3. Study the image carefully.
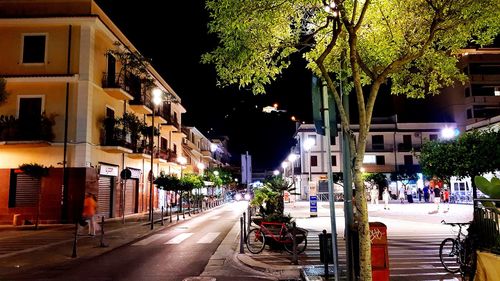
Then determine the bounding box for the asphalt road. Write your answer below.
[26,202,249,281]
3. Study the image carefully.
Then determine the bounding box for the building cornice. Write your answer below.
[3,74,79,83]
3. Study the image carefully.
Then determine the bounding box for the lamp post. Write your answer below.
[149,88,162,230]
[281,161,288,178]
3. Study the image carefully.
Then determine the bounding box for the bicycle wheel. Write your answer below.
[439,238,461,273]
[283,231,308,254]
[246,228,266,254]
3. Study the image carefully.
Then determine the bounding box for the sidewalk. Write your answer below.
[235,200,473,280]
[0,205,220,278]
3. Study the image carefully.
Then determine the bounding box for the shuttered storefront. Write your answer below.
[98,176,112,218]
[15,174,40,207]
[124,179,136,215]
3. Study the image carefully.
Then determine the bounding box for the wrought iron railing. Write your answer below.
[0,114,55,142]
[473,198,500,254]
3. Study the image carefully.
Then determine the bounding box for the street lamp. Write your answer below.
[273,170,280,176]
[149,88,162,230]
[177,156,187,219]
[441,127,459,140]
[281,161,288,176]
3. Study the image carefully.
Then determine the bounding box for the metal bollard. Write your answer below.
[323,229,329,276]
[99,216,108,248]
[161,206,164,226]
[243,212,247,241]
[169,205,172,223]
[292,221,298,265]
[240,216,244,254]
[177,204,180,222]
[247,206,251,233]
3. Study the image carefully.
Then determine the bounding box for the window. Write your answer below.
[464,87,470,98]
[403,135,412,145]
[173,144,177,153]
[22,35,46,63]
[9,170,41,208]
[18,97,42,120]
[310,155,318,167]
[404,155,413,166]
[331,155,337,166]
[429,134,438,141]
[106,107,115,118]
[372,135,384,150]
[466,108,472,119]
[376,155,385,165]
[160,137,168,151]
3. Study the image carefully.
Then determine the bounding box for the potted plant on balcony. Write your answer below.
[0,78,9,106]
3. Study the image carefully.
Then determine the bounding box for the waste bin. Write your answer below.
[351,222,389,281]
[318,232,333,263]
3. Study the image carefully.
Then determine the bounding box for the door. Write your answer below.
[107,55,116,86]
[124,179,136,215]
[98,176,113,218]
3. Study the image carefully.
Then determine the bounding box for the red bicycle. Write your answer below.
[246,221,308,254]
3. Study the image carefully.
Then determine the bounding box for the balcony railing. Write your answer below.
[366,144,394,152]
[397,143,421,152]
[0,114,55,142]
[102,118,149,154]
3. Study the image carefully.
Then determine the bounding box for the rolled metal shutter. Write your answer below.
[98,176,112,218]
[15,174,40,207]
[124,180,135,215]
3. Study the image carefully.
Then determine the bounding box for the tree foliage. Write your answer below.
[19,163,49,179]
[154,173,180,191]
[203,1,500,279]
[180,173,204,191]
[419,130,500,181]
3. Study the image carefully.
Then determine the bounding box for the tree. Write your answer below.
[202,1,500,278]
[419,130,500,202]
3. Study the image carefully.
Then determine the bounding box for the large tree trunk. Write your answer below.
[354,169,372,280]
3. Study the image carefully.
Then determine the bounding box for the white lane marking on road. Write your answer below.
[165,233,193,244]
[197,232,220,244]
[132,234,168,246]
[209,216,220,220]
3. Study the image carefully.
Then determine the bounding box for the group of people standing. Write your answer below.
[369,180,451,212]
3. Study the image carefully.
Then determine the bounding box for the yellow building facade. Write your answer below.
[0,0,186,224]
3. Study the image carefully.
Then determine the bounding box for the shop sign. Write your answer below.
[99,164,119,176]
[127,167,141,179]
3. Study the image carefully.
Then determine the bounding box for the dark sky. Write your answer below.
[95,0,312,171]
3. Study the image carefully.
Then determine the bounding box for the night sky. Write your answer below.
[96,0,312,171]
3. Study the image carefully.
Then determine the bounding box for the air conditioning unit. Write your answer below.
[414,132,421,138]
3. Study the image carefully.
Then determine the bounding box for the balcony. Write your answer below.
[0,114,55,147]
[366,144,394,152]
[100,117,152,154]
[101,73,134,101]
[155,149,177,164]
[397,143,421,152]
[470,74,500,82]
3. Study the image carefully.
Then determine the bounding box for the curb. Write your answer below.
[236,253,302,279]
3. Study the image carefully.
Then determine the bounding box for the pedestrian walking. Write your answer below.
[443,187,450,211]
[82,193,97,236]
[433,185,441,212]
[417,188,423,202]
[370,183,379,205]
[423,184,430,203]
[383,187,390,210]
[398,186,405,203]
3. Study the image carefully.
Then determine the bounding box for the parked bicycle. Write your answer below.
[439,220,476,280]
[246,221,308,254]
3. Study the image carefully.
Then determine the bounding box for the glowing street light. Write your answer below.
[441,127,459,140]
[149,87,163,230]
[273,170,280,176]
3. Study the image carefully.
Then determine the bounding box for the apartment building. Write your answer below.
[0,0,186,224]
[291,119,457,200]
[181,126,224,174]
